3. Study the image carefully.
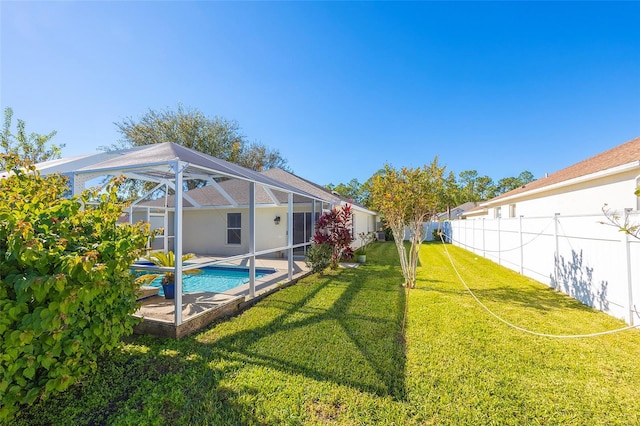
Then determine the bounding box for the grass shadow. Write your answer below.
[196,258,408,400]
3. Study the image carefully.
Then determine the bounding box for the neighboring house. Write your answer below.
[436,202,478,220]
[450,136,640,324]
[462,136,640,219]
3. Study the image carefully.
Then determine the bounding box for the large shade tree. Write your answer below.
[106,104,290,198]
[112,104,288,172]
[1,107,63,169]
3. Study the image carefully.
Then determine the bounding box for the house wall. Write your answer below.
[483,170,640,219]
[137,203,377,256]
[179,207,290,256]
[351,208,377,248]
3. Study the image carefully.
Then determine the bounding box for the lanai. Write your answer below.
[37,143,326,333]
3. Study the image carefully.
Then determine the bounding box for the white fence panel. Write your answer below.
[447,212,640,325]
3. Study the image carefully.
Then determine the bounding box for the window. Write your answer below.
[495,207,502,219]
[227,213,241,245]
[509,204,516,218]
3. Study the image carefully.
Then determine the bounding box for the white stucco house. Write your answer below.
[132,166,377,256]
[452,136,640,324]
[462,136,640,219]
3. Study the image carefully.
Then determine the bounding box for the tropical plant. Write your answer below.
[135,251,203,286]
[310,205,354,269]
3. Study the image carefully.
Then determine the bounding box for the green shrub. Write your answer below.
[305,243,332,274]
[311,205,354,268]
[0,155,152,420]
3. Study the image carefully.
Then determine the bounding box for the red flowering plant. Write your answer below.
[309,204,354,270]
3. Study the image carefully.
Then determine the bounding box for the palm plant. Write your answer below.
[135,251,203,298]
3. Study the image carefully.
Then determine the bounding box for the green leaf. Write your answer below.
[23,367,36,379]
[24,387,40,404]
[19,330,34,345]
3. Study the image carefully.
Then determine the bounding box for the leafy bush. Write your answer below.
[310,204,354,269]
[304,243,332,274]
[0,155,152,420]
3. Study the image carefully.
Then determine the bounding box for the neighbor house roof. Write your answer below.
[436,202,478,219]
[483,136,640,206]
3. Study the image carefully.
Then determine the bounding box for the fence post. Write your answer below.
[497,217,501,265]
[464,218,468,249]
[472,219,476,254]
[623,209,634,325]
[482,218,486,257]
[519,215,524,274]
[553,213,560,288]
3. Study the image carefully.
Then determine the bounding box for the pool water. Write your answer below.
[134,265,276,295]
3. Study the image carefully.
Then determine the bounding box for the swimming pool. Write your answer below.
[134,264,277,295]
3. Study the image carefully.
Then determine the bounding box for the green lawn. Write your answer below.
[15,242,640,425]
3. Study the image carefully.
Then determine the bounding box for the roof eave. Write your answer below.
[481,160,640,207]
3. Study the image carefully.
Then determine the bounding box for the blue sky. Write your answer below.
[1,1,639,187]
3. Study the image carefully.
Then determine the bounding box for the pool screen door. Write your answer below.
[148,213,167,252]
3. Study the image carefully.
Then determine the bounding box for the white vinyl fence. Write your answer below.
[445,211,639,325]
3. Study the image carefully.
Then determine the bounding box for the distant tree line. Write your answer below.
[327,169,535,209]
[2,103,533,209]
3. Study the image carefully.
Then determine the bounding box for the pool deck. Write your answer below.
[133,256,311,338]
